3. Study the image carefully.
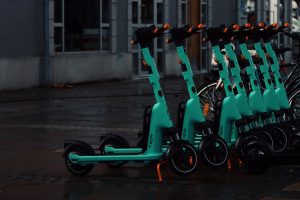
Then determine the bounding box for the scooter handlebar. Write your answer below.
[132,24,170,47]
[166,24,206,45]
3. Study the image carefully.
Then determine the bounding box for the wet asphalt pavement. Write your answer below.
[0,77,299,200]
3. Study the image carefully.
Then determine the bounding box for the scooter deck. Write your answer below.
[69,152,163,164]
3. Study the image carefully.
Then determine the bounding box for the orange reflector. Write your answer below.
[188,27,193,33]
[224,27,228,33]
[203,103,210,117]
[189,156,193,165]
[198,24,205,29]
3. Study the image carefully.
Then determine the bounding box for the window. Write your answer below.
[238,0,257,25]
[53,0,110,53]
[141,0,154,24]
[181,0,187,24]
[131,0,165,75]
[200,0,210,72]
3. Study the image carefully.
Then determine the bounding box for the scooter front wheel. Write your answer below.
[199,136,229,168]
[166,141,198,176]
[64,143,95,176]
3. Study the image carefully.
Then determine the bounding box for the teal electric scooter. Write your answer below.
[218,24,291,153]
[166,24,229,168]
[63,25,198,178]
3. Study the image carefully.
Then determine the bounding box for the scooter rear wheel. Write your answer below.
[244,140,273,174]
[64,143,95,176]
[166,141,198,176]
[199,136,229,168]
[269,126,288,153]
[99,136,130,168]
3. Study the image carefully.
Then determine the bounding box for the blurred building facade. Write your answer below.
[0,0,294,89]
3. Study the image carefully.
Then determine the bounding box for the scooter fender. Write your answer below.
[235,93,252,117]
[99,134,129,145]
[275,87,290,109]
[219,96,241,144]
[248,90,267,114]
[263,89,280,112]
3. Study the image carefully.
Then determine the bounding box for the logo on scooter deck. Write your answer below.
[219,126,223,136]
[182,128,187,139]
[148,134,153,149]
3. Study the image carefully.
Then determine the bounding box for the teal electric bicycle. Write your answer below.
[63,25,199,178]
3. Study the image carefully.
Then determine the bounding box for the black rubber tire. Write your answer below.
[291,137,300,152]
[199,136,229,168]
[166,140,198,176]
[268,126,288,153]
[99,136,130,168]
[64,143,95,176]
[244,140,273,174]
[251,128,274,148]
[235,134,258,161]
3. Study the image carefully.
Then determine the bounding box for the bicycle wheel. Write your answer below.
[289,88,300,119]
[197,82,218,121]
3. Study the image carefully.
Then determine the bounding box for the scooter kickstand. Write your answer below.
[156,161,166,183]
[238,158,243,167]
[227,159,232,171]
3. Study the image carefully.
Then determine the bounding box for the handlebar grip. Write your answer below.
[252,22,266,30]
[232,24,240,31]
[153,23,170,35]
[240,23,252,30]
[202,37,209,42]
[131,40,138,46]
[188,24,206,34]
[266,23,278,30]
[280,63,295,69]
[277,22,290,32]
[166,38,174,44]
